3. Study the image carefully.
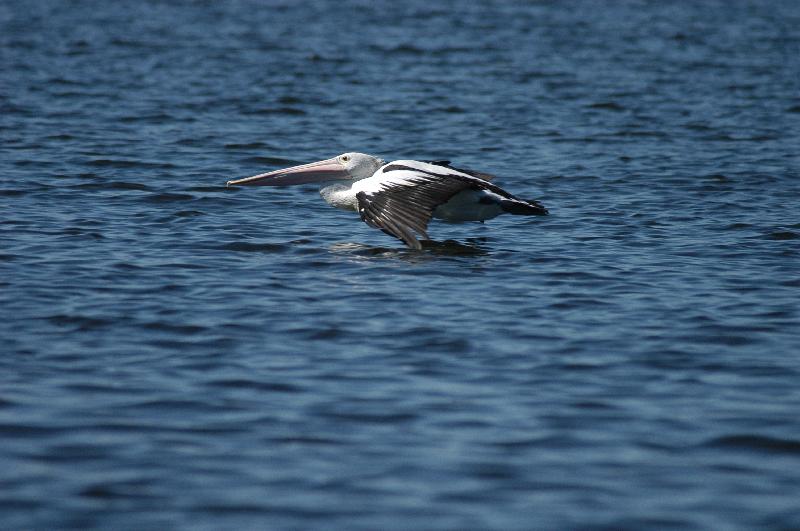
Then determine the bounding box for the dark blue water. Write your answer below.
[2,1,800,529]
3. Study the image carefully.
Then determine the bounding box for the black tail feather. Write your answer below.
[500,199,548,216]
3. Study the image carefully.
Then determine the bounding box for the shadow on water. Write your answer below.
[328,238,490,261]
[422,238,490,256]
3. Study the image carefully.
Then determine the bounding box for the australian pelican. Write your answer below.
[227,153,547,249]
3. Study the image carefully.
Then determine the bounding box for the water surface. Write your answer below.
[2,1,800,529]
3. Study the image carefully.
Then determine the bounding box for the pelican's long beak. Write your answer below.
[226,157,349,187]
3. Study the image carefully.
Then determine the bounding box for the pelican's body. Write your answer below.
[320,161,509,221]
[227,153,547,249]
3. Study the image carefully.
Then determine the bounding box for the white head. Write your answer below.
[336,152,385,181]
[227,152,384,187]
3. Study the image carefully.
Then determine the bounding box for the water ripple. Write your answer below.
[2,1,799,530]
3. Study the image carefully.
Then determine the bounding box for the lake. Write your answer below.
[2,1,800,529]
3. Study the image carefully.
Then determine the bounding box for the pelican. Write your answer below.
[227,153,547,249]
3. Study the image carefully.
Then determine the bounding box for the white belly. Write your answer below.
[433,190,504,222]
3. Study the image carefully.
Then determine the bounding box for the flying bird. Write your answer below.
[227,153,547,249]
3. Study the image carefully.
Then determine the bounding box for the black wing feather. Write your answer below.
[357,169,547,249]
[356,176,475,249]
[421,160,496,181]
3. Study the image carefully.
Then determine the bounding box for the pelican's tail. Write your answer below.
[500,198,548,216]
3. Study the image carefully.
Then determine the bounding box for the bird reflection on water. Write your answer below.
[329,237,490,260]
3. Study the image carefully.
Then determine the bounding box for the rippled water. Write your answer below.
[2,1,800,529]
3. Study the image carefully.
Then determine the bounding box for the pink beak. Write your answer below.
[226,157,350,187]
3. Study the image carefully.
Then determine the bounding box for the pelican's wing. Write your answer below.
[355,160,547,249]
[423,160,497,181]
[355,173,469,249]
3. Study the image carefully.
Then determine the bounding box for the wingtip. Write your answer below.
[529,199,549,216]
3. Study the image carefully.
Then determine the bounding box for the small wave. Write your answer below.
[51,91,92,99]
[611,130,668,138]
[80,483,161,500]
[186,186,227,192]
[0,423,67,437]
[242,156,301,166]
[0,189,27,197]
[130,398,219,412]
[435,105,466,113]
[702,435,800,454]
[73,181,151,191]
[60,227,104,239]
[172,210,205,218]
[277,95,304,104]
[87,159,177,169]
[407,336,472,353]
[204,379,302,393]
[369,43,425,55]
[587,101,625,111]
[155,262,207,270]
[517,70,570,81]
[725,222,752,230]
[37,444,114,464]
[171,137,205,146]
[142,322,208,334]
[219,241,289,252]
[46,314,113,331]
[109,37,167,50]
[320,410,418,424]
[224,142,270,150]
[306,327,343,340]
[269,436,341,445]
[143,192,195,203]
[243,107,306,116]
[0,396,16,408]
[701,133,779,142]
[767,231,798,240]
[306,53,349,63]
[14,159,56,167]
[45,76,86,86]
[684,121,714,131]
[112,261,143,270]
[119,113,181,123]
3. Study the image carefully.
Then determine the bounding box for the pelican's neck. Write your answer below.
[320,182,357,211]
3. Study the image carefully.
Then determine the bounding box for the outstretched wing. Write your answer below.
[423,160,497,181]
[354,160,533,249]
[355,172,472,249]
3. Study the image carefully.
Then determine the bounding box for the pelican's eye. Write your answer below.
[340,155,351,163]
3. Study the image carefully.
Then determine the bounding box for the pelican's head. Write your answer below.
[227,152,384,187]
